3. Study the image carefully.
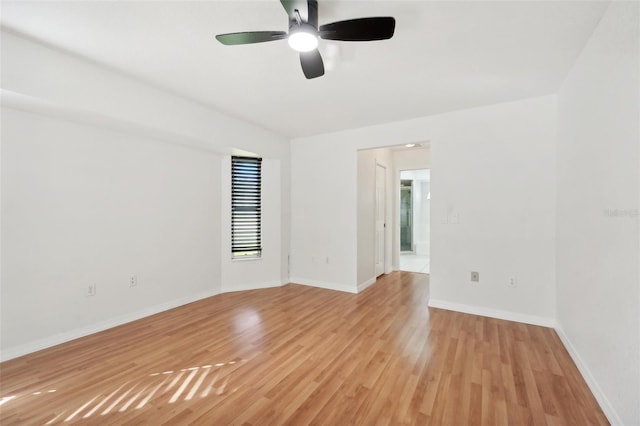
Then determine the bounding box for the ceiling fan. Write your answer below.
[215,0,396,79]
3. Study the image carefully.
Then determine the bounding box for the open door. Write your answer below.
[375,164,386,277]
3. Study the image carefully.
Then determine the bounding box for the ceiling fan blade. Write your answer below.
[300,49,324,79]
[319,17,396,41]
[216,31,287,45]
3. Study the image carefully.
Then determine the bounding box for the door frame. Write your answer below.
[375,163,386,277]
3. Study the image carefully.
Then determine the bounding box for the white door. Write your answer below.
[375,164,386,277]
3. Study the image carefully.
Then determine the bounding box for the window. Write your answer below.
[231,156,262,258]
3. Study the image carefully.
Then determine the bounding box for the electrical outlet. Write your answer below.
[508,277,518,288]
[87,284,96,296]
[470,271,479,282]
[129,275,138,287]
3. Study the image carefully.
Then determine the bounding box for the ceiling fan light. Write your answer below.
[288,30,318,52]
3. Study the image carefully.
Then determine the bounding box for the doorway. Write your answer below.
[398,169,430,273]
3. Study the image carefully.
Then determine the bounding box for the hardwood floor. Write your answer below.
[0,272,607,425]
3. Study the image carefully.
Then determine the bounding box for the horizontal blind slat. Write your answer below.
[231,156,262,256]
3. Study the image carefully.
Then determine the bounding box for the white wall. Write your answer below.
[289,135,430,292]
[399,169,429,181]
[414,180,430,256]
[429,96,557,325]
[393,148,431,172]
[0,31,289,159]
[289,139,358,292]
[0,30,290,360]
[556,2,639,424]
[290,133,429,291]
[291,96,557,326]
[1,107,221,357]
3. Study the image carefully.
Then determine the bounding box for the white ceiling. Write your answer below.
[1,1,609,138]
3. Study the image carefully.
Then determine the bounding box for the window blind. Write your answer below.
[231,156,262,258]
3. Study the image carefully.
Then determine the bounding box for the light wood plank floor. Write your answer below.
[0,272,607,425]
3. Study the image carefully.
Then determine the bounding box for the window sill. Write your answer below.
[231,256,262,262]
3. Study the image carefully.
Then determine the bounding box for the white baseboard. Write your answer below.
[554,326,621,425]
[357,277,377,293]
[0,288,220,362]
[427,299,556,328]
[289,277,357,294]
[221,280,282,293]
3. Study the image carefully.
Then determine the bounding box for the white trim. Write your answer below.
[554,326,622,426]
[0,288,220,362]
[231,256,262,262]
[374,162,387,278]
[289,277,357,294]
[221,280,282,293]
[427,299,556,328]
[357,277,377,293]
